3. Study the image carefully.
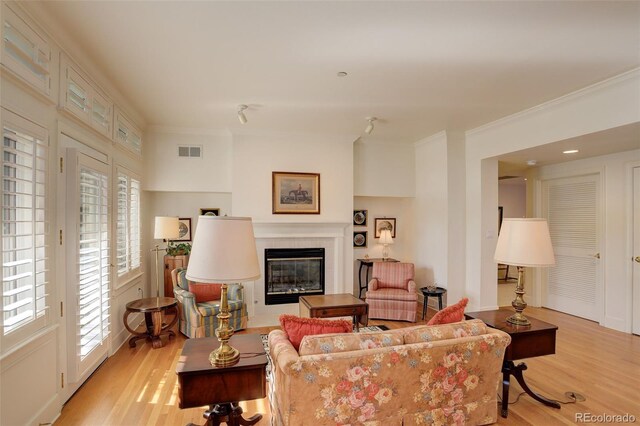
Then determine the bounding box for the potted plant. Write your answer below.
[166,242,191,256]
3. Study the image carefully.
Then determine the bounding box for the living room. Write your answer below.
[1,1,639,425]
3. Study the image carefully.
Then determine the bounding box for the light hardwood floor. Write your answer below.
[54,307,640,425]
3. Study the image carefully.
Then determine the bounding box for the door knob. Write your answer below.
[592,253,600,259]
[635,256,640,263]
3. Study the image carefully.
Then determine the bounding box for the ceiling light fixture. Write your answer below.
[563,149,579,154]
[526,160,537,166]
[237,104,248,124]
[337,71,348,77]
[364,117,377,135]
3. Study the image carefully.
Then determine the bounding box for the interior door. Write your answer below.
[65,148,111,395]
[542,174,602,321]
[633,167,640,335]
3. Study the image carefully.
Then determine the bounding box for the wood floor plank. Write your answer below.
[54,306,640,425]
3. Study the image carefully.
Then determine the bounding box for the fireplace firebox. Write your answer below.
[265,248,325,305]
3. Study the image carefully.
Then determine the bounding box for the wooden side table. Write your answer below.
[176,334,267,426]
[356,258,399,298]
[420,286,447,320]
[123,297,178,349]
[465,308,561,418]
[299,294,369,332]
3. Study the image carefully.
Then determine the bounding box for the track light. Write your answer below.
[364,117,377,135]
[237,105,248,124]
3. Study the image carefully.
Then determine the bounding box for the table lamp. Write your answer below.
[378,229,394,260]
[152,216,180,297]
[494,218,555,326]
[186,216,260,367]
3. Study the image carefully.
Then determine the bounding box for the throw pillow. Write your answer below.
[279,314,352,351]
[426,297,469,326]
[188,283,222,303]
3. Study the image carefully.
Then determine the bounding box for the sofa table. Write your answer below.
[465,308,561,418]
[176,334,267,426]
[299,294,368,332]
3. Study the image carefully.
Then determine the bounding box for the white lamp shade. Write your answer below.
[154,216,180,240]
[378,229,394,245]
[186,216,261,283]
[494,218,555,267]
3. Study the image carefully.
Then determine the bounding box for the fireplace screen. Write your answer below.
[265,248,325,305]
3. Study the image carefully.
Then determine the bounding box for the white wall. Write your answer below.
[354,141,415,197]
[499,181,526,219]
[536,149,640,332]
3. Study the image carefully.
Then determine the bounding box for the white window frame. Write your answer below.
[1,108,50,351]
[114,165,141,288]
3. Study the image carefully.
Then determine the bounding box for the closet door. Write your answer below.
[65,149,110,393]
[542,174,602,321]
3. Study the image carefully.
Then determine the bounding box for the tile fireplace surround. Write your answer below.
[245,222,351,327]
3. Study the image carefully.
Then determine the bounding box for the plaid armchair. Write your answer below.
[365,262,418,322]
[171,268,248,338]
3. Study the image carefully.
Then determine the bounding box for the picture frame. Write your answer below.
[353,231,368,248]
[200,208,220,216]
[272,171,320,214]
[374,218,396,238]
[171,218,192,242]
[353,209,368,226]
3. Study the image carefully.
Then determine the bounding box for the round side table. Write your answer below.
[420,287,447,320]
[123,297,178,349]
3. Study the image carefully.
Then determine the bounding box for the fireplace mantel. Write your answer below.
[252,221,350,239]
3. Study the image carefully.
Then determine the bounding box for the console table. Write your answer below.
[176,334,267,426]
[356,258,399,298]
[465,308,561,418]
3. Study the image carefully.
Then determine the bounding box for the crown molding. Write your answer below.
[413,130,447,148]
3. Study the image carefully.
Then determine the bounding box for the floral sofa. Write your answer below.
[268,319,510,425]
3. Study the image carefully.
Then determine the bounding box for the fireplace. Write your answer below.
[265,248,325,305]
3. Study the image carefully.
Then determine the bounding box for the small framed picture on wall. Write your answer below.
[200,208,220,216]
[374,218,396,238]
[353,210,368,226]
[171,218,192,242]
[353,231,368,248]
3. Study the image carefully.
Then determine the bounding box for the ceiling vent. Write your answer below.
[178,145,202,158]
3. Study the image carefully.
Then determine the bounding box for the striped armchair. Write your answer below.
[171,268,248,338]
[365,262,418,322]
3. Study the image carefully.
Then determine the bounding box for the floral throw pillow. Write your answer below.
[279,314,352,350]
[426,297,469,326]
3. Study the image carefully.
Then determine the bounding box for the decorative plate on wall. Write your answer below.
[353,209,368,226]
[353,231,367,248]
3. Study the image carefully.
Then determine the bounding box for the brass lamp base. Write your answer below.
[209,283,241,367]
[506,311,531,326]
[507,266,531,327]
[209,341,240,367]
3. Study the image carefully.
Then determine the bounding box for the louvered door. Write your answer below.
[633,167,640,335]
[542,174,601,321]
[65,149,110,391]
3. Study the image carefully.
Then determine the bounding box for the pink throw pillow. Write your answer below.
[188,283,222,303]
[427,298,469,326]
[279,314,352,350]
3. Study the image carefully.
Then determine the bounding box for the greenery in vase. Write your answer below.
[166,242,191,256]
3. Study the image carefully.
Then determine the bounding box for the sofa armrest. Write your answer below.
[268,330,299,372]
[174,286,198,312]
[368,278,379,291]
[407,279,416,293]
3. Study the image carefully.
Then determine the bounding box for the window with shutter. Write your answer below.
[115,168,141,286]
[2,114,49,342]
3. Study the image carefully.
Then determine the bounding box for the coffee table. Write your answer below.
[299,293,368,331]
[123,297,178,349]
[176,334,267,426]
[465,308,561,418]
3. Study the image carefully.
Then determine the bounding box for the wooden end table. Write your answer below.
[420,286,447,320]
[299,293,368,331]
[176,334,267,426]
[123,297,178,349]
[357,258,399,298]
[465,308,561,418]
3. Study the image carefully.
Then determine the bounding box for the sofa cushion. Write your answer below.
[299,331,404,356]
[426,297,469,325]
[279,314,352,350]
[403,319,488,344]
[365,287,418,301]
[188,283,222,303]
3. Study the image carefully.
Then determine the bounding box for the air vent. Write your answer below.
[178,145,202,158]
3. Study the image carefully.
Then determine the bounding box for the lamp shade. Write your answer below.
[494,218,555,267]
[186,216,260,283]
[154,216,179,240]
[378,229,394,245]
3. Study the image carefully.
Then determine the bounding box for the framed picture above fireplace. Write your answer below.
[272,171,320,214]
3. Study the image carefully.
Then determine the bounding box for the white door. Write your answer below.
[65,149,111,394]
[633,167,640,335]
[542,174,602,321]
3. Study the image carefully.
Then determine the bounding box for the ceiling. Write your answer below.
[36,1,639,145]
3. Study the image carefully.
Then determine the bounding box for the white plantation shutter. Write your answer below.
[77,165,110,360]
[115,169,141,284]
[2,119,49,338]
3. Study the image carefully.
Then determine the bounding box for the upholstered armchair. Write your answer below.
[365,262,418,322]
[171,268,248,338]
